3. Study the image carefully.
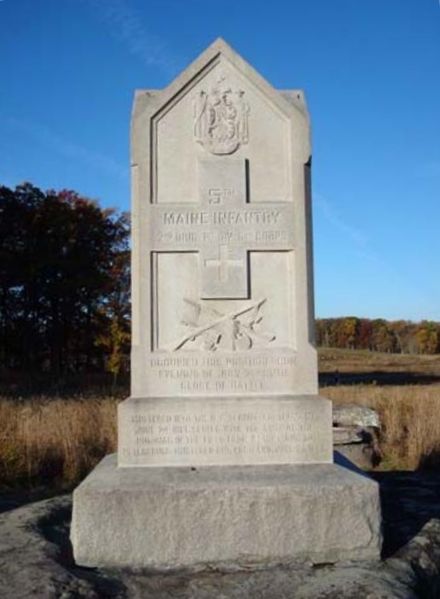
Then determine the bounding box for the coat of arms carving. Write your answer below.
[193,75,250,155]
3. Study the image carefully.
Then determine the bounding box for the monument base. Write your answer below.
[71,454,382,569]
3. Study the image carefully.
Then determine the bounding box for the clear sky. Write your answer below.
[1,0,439,321]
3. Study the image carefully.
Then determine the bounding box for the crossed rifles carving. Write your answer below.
[170,297,276,352]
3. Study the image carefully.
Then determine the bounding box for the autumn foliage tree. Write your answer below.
[0,183,130,386]
[316,317,440,355]
[95,249,131,389]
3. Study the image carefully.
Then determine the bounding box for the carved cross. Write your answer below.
[204,244,244,283]
[151,158,294,299]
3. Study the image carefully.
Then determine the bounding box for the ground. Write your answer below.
[2,469,440,598]
[1,349,440,597]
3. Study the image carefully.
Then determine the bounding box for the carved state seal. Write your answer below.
[193,75,250,155]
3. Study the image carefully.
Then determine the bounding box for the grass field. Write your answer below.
[1,348,440,491]
[321,348,440,470]
[0,396,118,491]
[319,347,440,381]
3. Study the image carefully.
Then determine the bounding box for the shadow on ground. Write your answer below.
[373,469,440,558]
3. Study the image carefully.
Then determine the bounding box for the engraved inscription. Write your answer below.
[161,209,281,226]
[193,74,250,155]
[150,158,295,299]
[119,398,333,466]
[171,297,276,352]
[208,187,234,204]
[154,228,289,246]
[130,410,314,458]
[148,352,295,394]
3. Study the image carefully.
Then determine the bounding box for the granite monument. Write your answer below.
[71,38,382,569]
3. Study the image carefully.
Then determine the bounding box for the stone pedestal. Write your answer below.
[71,454,381,569]
[71,39,383,569]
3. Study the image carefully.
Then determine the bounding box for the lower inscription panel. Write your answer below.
[118,395,333,467]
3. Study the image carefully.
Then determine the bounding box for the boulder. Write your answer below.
[333,405,380,429]
[333,405,382,469]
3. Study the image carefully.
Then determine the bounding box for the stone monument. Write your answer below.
[71,38,382,568]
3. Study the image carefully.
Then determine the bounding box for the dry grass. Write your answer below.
[324,384,440,471]
[0,396,117,490]
[319,347,440,376]
[320,349,440,470]
[1,350,440,490]
[319,349,440,470]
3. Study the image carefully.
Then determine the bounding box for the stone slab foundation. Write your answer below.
[71,454,382,569]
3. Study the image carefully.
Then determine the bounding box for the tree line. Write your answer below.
[316,317,440,355]
[0,183,438,391]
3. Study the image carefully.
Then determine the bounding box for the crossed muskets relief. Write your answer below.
[169,297,276,352]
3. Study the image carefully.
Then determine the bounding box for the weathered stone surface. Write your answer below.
[332,406,382,470]
[129,37,317,402]
[333,426,364,445]
[4,471,440,598]
[71,37,382,569]
[333,425,382,470]
[335,443,378,471]
[333,405,381,429]
[71,454,381,569]
[119,395,332,467]
[0,495,101,598]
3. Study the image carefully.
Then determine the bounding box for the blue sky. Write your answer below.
[1,0,439,321]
